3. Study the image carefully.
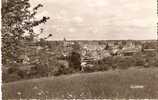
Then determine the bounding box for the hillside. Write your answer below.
[2,67,158,99]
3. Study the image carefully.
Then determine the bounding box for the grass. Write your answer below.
[2,67,158,99]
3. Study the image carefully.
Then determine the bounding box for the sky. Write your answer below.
[30,0,157,40]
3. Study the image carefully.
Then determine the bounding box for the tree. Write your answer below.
[68,51,81,71]
[72,41,81,53]
[68,42,81,71]
[2,0,50,65]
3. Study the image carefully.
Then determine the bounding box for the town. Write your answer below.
[3,39,158,82]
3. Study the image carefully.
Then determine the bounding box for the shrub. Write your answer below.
[68,51,81,71]
[82,64,95,72]
[33,64,49,77]
[113,56,136,69]
[2,71,9,83]
[111,64,117,70]
[2,71,22,83]
[52,64,65,76]
[6,73,21,83]
[93,57,112,71]
[7,67,19,74]
[133,53,145,66]
[52,63,73,76]
[153,59,158,67]
[8,67,26,78]
[102,57,113,66]
[135,58,145,66]
[97,64,110,71]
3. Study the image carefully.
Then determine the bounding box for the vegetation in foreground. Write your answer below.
[2,68,158,99]
[3,49,158,83]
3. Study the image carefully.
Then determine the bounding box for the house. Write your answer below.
[120,49,138,56]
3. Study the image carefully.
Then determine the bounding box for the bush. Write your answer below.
[113,56,136,69]
[7,73,22,82]
[2,71,22,83]
[39,65,49,76]
[52,64,65,76]
[7,67,19,74]
[68,51,81,71]
[102,57,113,66]
[3,66,31,82]
[82,64,95,72]
[97,64,110,71]
[2,71,9,83]
[153,59,158,67]
[135,59,145,66]
[93,57,112,71]
[50,62,74,76]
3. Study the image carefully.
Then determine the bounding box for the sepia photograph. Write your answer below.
[1,0,158,99]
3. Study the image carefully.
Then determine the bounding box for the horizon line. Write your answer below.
[46,37,157,41]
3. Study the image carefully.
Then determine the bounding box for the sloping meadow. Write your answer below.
[2,68,158,99]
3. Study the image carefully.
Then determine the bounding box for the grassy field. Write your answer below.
[2,67,158,99]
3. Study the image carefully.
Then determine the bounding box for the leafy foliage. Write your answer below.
[68,51,81,71]
[2,0,50,65]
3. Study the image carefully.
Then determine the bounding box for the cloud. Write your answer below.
[73,16,84,23]
[68,27,76,33]
[30,0,157,40]
[87,0,108,7]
